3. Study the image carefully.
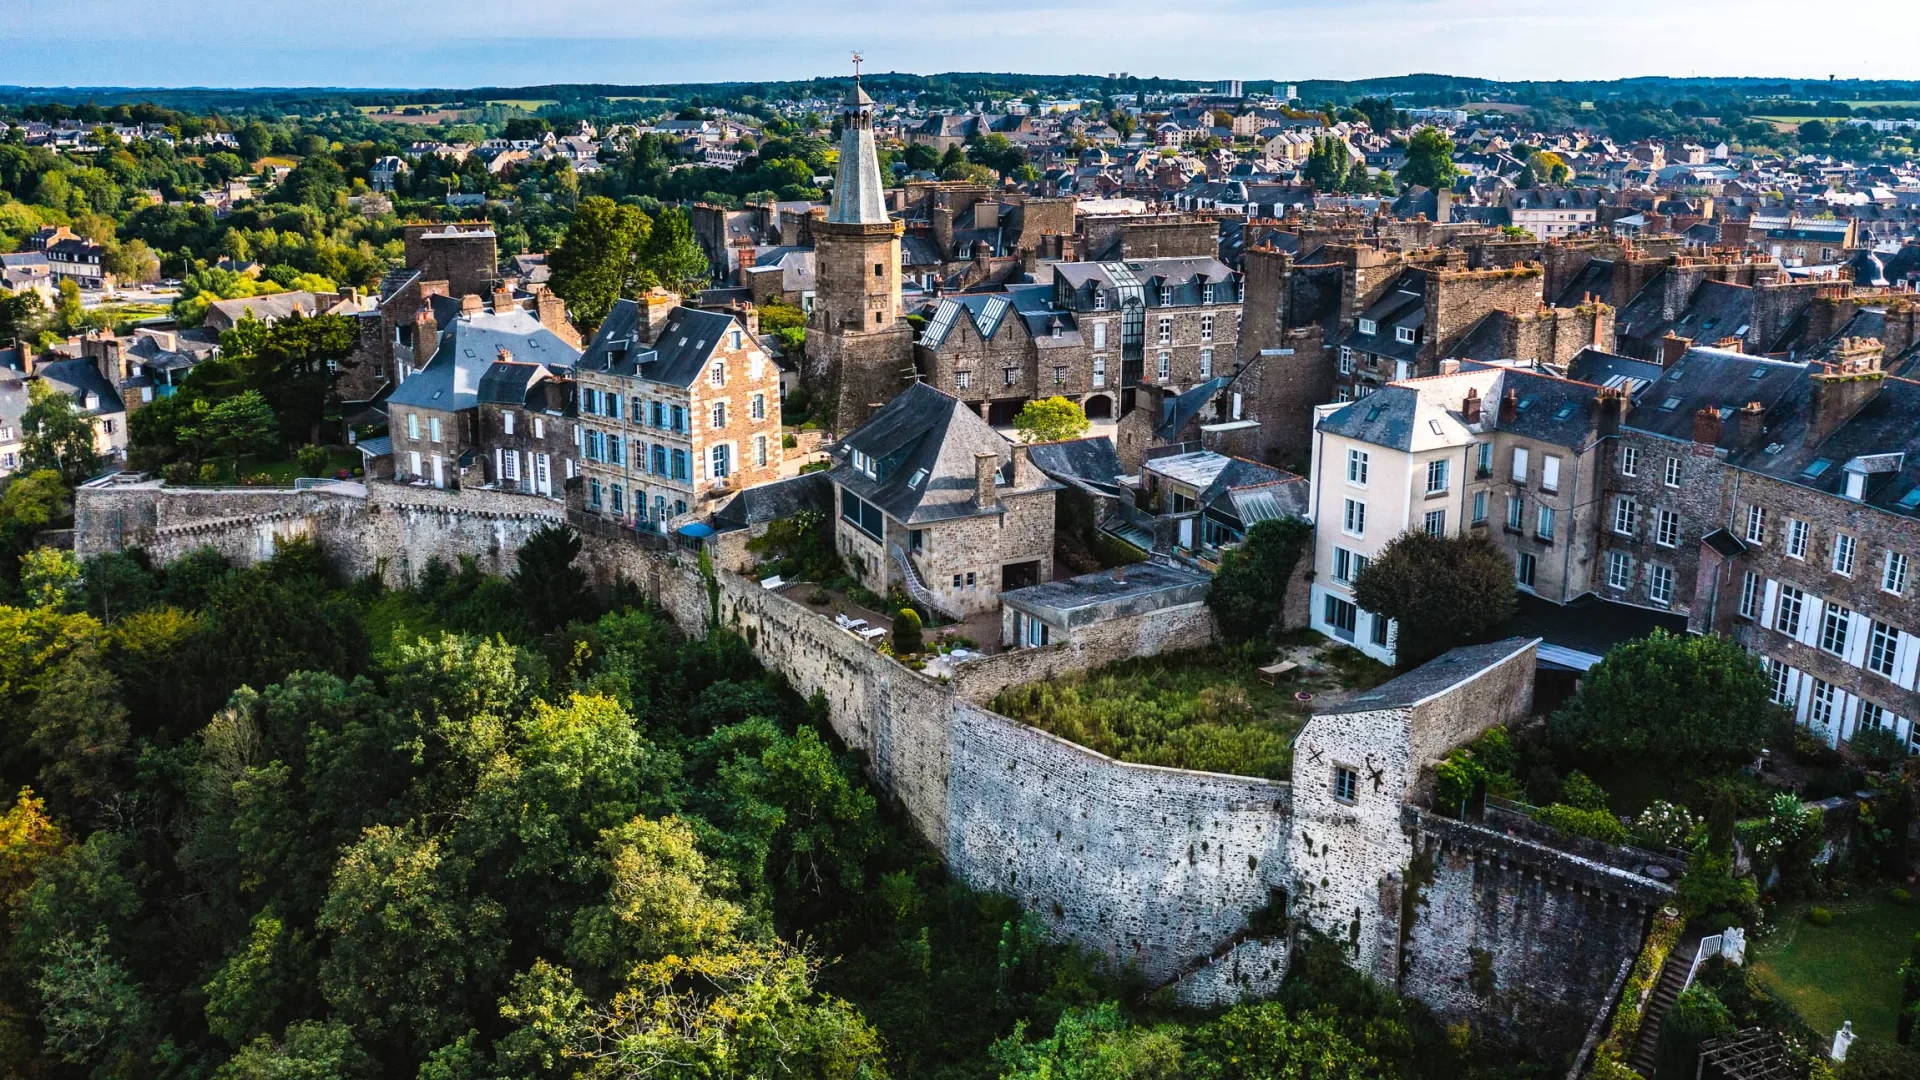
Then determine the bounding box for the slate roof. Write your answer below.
[34,358,123,416]
[1317,637,1538,715]
[710,470,833,532]
[1727,373,1920,517]
[575,301,746,389]
[1000,562,1212,629]
[1144,450,1290,504]
[1335,268,1427,359]
[1623,346,1806,445]
[475,360,546,405]
[386,308,579,413]
[831,382,1043,526]
[1478,367,1604,450]
[1317,369,1498,452]
[206,291,325,324]
[1566,347,1664,394]
[1156,377,1232,440]
[826,84,889,227]
[1551,257,1615,308]
[1026,436,1127,493]
[1616,276,1754,355]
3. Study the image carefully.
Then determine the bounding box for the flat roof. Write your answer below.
[1001,562,1211,629]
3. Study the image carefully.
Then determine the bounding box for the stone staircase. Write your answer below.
[1630,930,1704,1076]
[889,544,961,622]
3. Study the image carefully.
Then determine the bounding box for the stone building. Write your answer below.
[809,75,916,432]
[574,293,784,530]
[830,382,1058,618]
[915,284,1092,426]
[1051,256,1243,418]
[471,361,575,496]
[384,298,581,488]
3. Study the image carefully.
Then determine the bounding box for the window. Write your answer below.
[710,361,725,387]
[1869,621,1899,678]
[1507,494,1524,530]
[1664,456,1682,487]
[1884,551,1910,596]
[1786,518,1809,559]
[1201,315,1214,341]
[1808,678,1837,733]
[430,416,442,443]
[503,411,516,436]
[1370,613,1390,647]
[1613,496,1639,536]
[1053,366,1067,386]
[1332,765,1358,803]
[1516,553,1537,588]
[1820,604,1853,656]
[607,434,624,467]
[1511,447,1529,483]
[1338,347,1355,374]
[1396,325,1416,344]
[588,478,601,509]
[1333,547,1369,584]
[1608,551,1633,590]
[712,402,727,428]
[651,445,667,475]
[501,450,519,482]
[1342,498,1366,537]
[1768,659,1796,706]
[407,413,419,439]
[1324,595,1358,640]
[1745,505,1767,544]
[730,328,745,348]
[1648,563,1674,606]
[755,435,768,467]
[1831,533,1856,577]
[1156,353,1170,380]
[1775,584,1805,637]
[1537,505,1556,539]
[1091,358,1106,387]
[1655,509,1679,548]
[1093,291,1106,311]
[751,394,766,420]
[1199,349,1213,377]
[1541,455,1560,493]
[610,484,623,515]
[1358,318,1377,335]
[956,370,972,390]
[711,444,730,479]
[1426,459,1449,494]
[1425,509,1446,537]
[1472,490,1488,524]
[608,395,622,421]
[1740,571,1761,618]
[1860,701,1891,736]
[1346,449,1369,486]
[1620,446,1639,477]
[651,401,666,427]
[1157,317,1172,345]
[533,417,544,439]
[1092,322,1107,349]
[1476,441,1492,475]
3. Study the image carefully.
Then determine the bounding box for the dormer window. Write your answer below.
[1358,318,1377,336]
[1201,284,1214,304]
[1093,290,1107,311]
[1395,325,1415,344]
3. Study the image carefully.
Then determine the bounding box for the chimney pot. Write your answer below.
[460,293,484,316]
[1462,387,1482,424]
[1692,406,1724,446]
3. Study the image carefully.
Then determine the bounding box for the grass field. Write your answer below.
[487,99,557,111]
[1752,891,1920,1042]
[989,637,1391,781]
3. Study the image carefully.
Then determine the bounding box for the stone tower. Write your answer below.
[810,60,914,431]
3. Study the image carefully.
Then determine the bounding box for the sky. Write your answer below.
[4,0,1915,89]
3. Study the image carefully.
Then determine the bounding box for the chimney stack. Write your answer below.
[460,293,484,317]
[1732,401,1766,449]
[638,289,679,344]
[412,307,439,364]
[1805,345,1887,448]
[1660,333,1692,367]
[974,451,1001,510]
[1462,387,1482,424]
[492,286,515,314]
[1692,406,1723,446]
[1499,388,1518,424]
[532,285,578,346]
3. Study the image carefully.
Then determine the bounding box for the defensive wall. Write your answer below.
[74,480,1673,1036]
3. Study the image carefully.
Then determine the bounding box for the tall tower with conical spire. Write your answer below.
[810,54,912,431]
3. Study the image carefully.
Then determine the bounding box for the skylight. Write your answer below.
[1554,403,1576,420]
[907,469,927,489]
[1748,367,1767,380]
[1366,405,1384,421]
[1801,459,1832,479]
[1900,487,1920,510]
[1516,398,1533,412]
[1660,396,1682,411]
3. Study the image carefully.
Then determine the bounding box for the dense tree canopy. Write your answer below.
[1349,530,1515,665]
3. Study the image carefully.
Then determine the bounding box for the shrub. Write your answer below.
[1559,770,1611,811]
[1892,887,1911,906]
[1630,801,1700,851]
[892,608,924,654]
[1349,530,1516,665]
[197,463,220,483]
[1807,906,1833,926]
[781,433,797,449]
[806,587,829,606]
[1676,852,1759,925]
[1654,986,1733,1080]
[1207,518,1310,643]
[1533,803,1629,845]
[1850,726,1907,771]
[163,461,195,484]
[295,444,329,478]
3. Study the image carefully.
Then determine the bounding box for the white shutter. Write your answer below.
[1846,612,1872,668]
[1798,597,1824,647]
[1760,580,1779,628]
[1794,672,1813,723]
[494,448,503,480]
[1512,447,1529,482]
[1837,692,1858,741]
[1896,631,1920,691]
[1543,456,1560,491]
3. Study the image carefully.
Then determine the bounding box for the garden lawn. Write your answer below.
[1751,891,1920,1042]
[989,641,1391,781]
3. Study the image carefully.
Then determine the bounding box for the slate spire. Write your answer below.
[827,54,889,226]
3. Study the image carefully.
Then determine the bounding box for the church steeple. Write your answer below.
[827,53,888,226]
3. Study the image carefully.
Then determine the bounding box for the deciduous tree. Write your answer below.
[1012,396,1090,444]
[1350,530,1515,665]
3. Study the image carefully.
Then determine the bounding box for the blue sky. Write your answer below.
[4,0,1911,88]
